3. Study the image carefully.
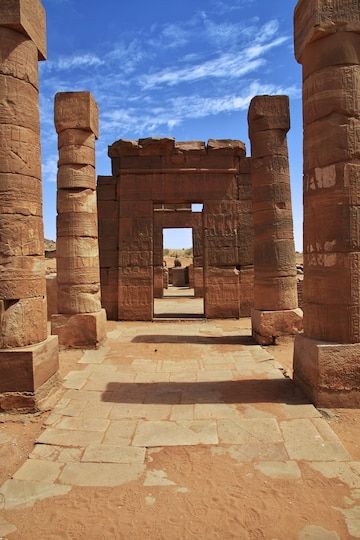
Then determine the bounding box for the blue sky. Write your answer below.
[41,0,302,250]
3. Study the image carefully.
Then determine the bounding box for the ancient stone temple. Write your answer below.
[51,92,107,348]
[248,95,303,344]
[98,139,254,321]
[0,0,59,410]
[293,0,360,406]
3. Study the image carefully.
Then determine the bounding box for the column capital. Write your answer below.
[294,0,360,63]
[0,0,47,60]
[248,95,290,138]
[54,92,99,138]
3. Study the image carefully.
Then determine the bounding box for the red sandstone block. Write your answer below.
[304,118,360,170]
[254,276,298,311]
[97,200,118,219]
[0,0,47,60]
[254,238,296,275]
[58,164,96,190]
[0,215,43,256]
[175,141,206,152]
[248,96,290,134]
[55,92,99,138]
[294,0,360,63]
[51,309,106,350]
[97,183,116,201]
[304,163,360,205]
[58,129,95,150]
[251,155,290,186]
[304,302,360,344]
[119,200,153,218]
[303,65,360,125]
[0,174,42,217]
[108,139,140,157]
[139,137,175,155]
[57,189,96,214]
[207,139,246,156]
[0,124,41,178]
[250,130,289,160]
[0,255,46,299]
[0,296,47,348]
[0,335,58,394]
[57,212,98,238]
[0,74,39,132]
[119,250,153,268]
[301,32,360,80]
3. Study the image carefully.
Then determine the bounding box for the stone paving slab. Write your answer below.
[58,462,145,487]
[217,418,283,445]
[81,445,146,464]
[132,420,219,447]
[0,479,71,509]
[13,460,63,483]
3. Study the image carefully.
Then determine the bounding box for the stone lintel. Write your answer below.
[54,92,99,138]
[251,308,303,345]
[294,334,360,407]
[0,335,59,411]
[108,138,246,158]
[51,309,107,349]
[294,0,360,63]
[0,0,47,60]
[248,95,290,135]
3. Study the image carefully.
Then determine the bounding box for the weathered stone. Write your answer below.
[0,27,39,88]
[294,0,360,406]
[57,164,96,190]
[248,95,300,344]
[51,309,107,349]
[54,92,99,137]
[0,0,47,60]
[0,296,47,348]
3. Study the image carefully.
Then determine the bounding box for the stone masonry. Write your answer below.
[248,95,303,345]
[0,0,59,411]
[51,92,106,349]
[293,0,360,407]
[100,138,255,321]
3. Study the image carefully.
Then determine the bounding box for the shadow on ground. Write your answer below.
[101,379,309,405]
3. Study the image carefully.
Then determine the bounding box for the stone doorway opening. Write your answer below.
[153,205,205,320]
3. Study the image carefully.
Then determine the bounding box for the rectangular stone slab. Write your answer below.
[0,0,47,60]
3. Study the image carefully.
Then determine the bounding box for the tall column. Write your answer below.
[248,95,303,345]
[0,0,59,411]
[51,92,107,348]
[293,0,360,406]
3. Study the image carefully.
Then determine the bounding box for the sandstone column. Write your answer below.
[0,0,59,411]
[248,95,303,345]
[293,0,360,406]
[51,92,107,348]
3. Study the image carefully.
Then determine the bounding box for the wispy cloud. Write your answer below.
[42,156,58,183]
[45,53,104,72]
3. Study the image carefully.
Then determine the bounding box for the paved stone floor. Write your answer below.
[0,319,359,539]
[154,287,204,317]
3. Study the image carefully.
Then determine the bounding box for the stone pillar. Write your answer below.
[51,92,107,348]
[192,216,204,297]
[293,0,360,406]
[248,95,303,345]
[0,0,59,411]
[153,227,164,298]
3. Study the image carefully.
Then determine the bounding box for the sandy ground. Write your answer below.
[0,316,359,540]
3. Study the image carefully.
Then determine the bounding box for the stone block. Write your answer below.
[250,129,289,159]
[254,276,298,311]
[56,212,98,238]
[0,74,39,131]
[0,174,42,216]
[303,65,360,125]
[0,215,43,256]
[0,124,41,178]
[0,27,39,88]
[175,140,206,152]
[252,307,303,345]
[248,95,290,134]
[301,31,360,80]
[0,334,58,403]
[57,164,96,190]
[57,283,101,314]
[138,137,175,155]
[51,308,107,349]
[56,236,99,258]
[172,267,187,287]
[56,256,100,285]
[0,0,47,60]
[54,92,99,137]
[0,296,47,348]
[294,0,360,63]
[207,139,246,156]
[0,255,45,299]
[58,129,95,150]
[294,334,360,407]
[58,144,95,167]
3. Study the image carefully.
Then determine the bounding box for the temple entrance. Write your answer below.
[153,218,205,319]
[98,138,254,321]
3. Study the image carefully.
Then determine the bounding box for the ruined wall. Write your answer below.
[102,137,254,321]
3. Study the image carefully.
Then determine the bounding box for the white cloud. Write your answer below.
[42,156,58,183]
[101,82,300,135]
[140,22,288,89]
[45,54,104,72]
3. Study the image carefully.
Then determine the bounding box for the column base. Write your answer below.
[51,309,107,349]
[0,335,60,412]
[294,335,360,408]
[252,308,303,345]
